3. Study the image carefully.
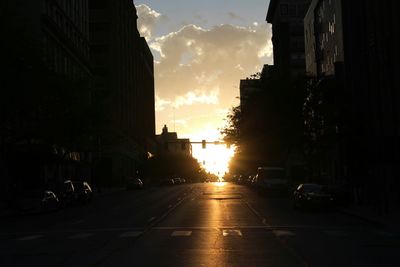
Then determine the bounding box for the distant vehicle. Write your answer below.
[59,180,75,206]
[244,175,253,185]
[126,177,144,190]
[256,167,288,195]
[249,175,256,187]
[293,183,334,210]
[161,178,175,185]
[172,177,182,185]
[16,190,59,214]
[72,181,93,203]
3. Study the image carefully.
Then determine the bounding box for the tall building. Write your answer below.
[2,0,91,78]
[267,0,311,77]
[1,0,92,195]
[304,0,400,208]
[304,0,344,77]
[89,0,155,186]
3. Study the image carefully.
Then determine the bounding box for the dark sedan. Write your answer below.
[72,181,93,204]
[293,183,334,210]
[16,190,59,214]
[126,177,144,190]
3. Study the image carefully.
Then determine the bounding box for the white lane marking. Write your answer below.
[222,229,242,237]
[18,235,43,241]
[148,216,157,223]
[68,233,93,239]
[120,231,142,238]
[273,230,295,237]
[324,230,347,237]
[376,230,395,237]
[71,219,85,225]
[171,231,192,237]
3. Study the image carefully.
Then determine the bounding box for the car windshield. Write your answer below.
[302,184,323,193]
[73,182,84,190]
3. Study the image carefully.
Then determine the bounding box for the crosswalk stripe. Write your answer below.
[68,233,93,239]
[120,231,142,238]
[272,230,295,237]
[324,230,347,237]
[222,229,242,237]
[17,235,43,241]
[171,231,192,237]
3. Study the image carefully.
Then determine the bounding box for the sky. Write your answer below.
[134,0,273,175]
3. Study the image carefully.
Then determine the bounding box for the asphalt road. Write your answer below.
[1,182,399,267]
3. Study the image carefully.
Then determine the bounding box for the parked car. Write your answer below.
[126,177,144,190]
[172,177,182,185]
[255,167,288,196]
[72,181,93,203]
[59,180,75,207]
[16,190,59,214]
[161,178,175,186]
[293,183,334,210]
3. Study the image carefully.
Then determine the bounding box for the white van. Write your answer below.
[256,167,288,195]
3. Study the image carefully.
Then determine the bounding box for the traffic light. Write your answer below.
[202,140,206,149]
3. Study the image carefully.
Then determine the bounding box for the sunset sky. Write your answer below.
[135,0,273,174]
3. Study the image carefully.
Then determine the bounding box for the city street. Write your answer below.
[1,182,399,267]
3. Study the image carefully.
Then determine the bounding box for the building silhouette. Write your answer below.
[89,0,155,186]
[1,0,92,196]
[156,125,192,156]
[232,1,312,175]
[304,0,400,209]
[267,0,312,77]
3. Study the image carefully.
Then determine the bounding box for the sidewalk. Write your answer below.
[337,204,400,231]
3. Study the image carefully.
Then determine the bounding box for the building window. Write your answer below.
[280,4,289,16]
[89,0,107,9]
[91,44,109,54]
[289,5,297,17]
[90,22,109,32]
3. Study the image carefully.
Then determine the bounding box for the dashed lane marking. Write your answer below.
[17,235,43,241]
[324,230,348,237]
[68,233,93,239]
[171,231,192,237]
[71,219,85,225]
[119,231,142,238]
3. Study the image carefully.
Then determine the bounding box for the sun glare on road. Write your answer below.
[215,181,227,187]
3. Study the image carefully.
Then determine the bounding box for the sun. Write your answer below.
[188,129,234,177]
